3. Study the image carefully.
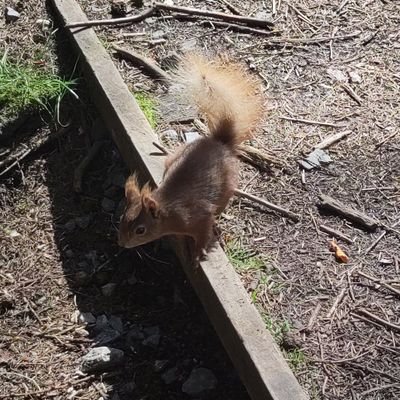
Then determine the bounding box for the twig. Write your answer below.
[355,308,400,333]
[266,31,361,45]
[306,303,321,331]
[314,130,352,150]
[365,220,400,253]
[318,194,379,231]
[365,231,386,254]
[112,45,171,82]
[326,288,346,318]
[286,79,319,91]
[319,224,354,244]
[361,186,395,192]
[73,141,103,193]
[0,124,73,176]
[375,131,398,148]
[65,7,155,28]
[288,4,318,30]
[190,18,280,36]
[237,144,285,169]
[218,0,242,15]
[342,83,362,105]
[357,270,400,297]
[234,189,300,222]
[280,115,344,128]
[152,141,169,154]
[154,2,274,29]
[360,383,400,396]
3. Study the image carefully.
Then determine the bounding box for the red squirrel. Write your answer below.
[118,53,264,258]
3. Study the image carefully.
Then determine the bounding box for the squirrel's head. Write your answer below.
[118,174,163,249]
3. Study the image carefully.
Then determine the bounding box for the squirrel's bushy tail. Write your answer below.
[174,53,264,147]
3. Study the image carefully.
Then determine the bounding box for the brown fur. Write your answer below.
[118,53,265,257]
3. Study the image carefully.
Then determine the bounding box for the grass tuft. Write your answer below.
[134,91,158,129]
[225,240,265,272]
[0,52,77,119]
[285,348,307,371]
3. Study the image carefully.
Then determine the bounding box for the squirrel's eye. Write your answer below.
[135,226,146,235]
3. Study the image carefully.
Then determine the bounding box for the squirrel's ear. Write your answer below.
[125,173,141,203]
[142,193,160,219]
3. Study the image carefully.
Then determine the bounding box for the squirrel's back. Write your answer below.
[174,53,264,148]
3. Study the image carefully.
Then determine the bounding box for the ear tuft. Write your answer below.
[125,173,141,203]
[141,184,160,218]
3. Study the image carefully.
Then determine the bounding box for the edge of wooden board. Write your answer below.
[50,1,309,399]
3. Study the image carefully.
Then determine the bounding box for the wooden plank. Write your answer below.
[50,1,309,399]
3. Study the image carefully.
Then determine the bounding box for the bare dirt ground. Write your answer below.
[1,0,399,399]
[0,1,250,399]
[70,0,400,399]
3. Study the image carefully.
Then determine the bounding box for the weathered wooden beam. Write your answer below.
[50,1,308,399]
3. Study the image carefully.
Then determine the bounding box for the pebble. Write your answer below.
[74,271,90,286]
[75,215,91,229]
[154,359,169,372]
[161,129,179,141]
[65,220,76,232]
[102,198,116,213]
[36,19,51,32]
[95,314,109,332]
[180,38,197,52]
[142,334,160,348]
[109,316,124,333]
[101,283,117,297]
[65,249,74,258]
[348,70,362,83]
[126,326,145,342]
[79,312,96,325]
[182,368,217,397]
[184,131,201,144]
[143,326,160,337]
[5,7,20,23]
[327,67,347,82]
[95,328,121,345]
[161,367,179,384]
[81,347,124,373]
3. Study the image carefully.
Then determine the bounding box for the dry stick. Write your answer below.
[318,194,379,231]
[112,45,171,82]
[65,7,155,28]
[154,2,274,29]
[375,131,398,149]
[307,303,321,331]
[365,219,400,254]
[73,141,103,193]
[357,270,400,297]
[180,17,280,36]
[356,308,400,333]
[319,224,354,244]
[326,288,346,318]
[288,4,318,30]
[342,83,362,105]
[234,189,300,222]
[237,144,286,169]
[314,130,352,150]
[267,31,361,45]
[0,124,73,176]
[279,115,344,128]
[218,0,242,15]
[360,383,400,396]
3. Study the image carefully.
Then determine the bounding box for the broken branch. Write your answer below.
[318,194,379,231]
[112,45,171,82]
[355,308,400,333]
[73,141,104,193]
[234,188,300,222]
[319,224,354,244]
[314,130,352,150]
[65,7,155,28]
[280,115,344,128]
[154,2,274,29]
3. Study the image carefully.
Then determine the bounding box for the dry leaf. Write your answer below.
[329,239,349,263]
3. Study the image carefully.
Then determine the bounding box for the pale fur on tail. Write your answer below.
[174,53,264,147]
